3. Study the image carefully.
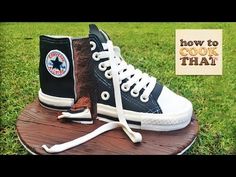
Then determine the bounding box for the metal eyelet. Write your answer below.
[121,83,130,92]
[98,62,107,71]
[90,41,96,51]
[101,91,110,101]
[131,89,139,97]
[105,70,112,79]
[140,94,149,102]
[92,52,100,61]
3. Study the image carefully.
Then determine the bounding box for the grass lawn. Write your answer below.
[0,22,235,155]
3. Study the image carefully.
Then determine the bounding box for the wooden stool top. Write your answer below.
[16,100,198,155]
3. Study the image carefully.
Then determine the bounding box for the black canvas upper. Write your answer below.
[39,35,76,100]
[39,25,164,114]
[89,24,163,113]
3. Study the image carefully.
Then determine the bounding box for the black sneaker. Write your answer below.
[89,24,193,131]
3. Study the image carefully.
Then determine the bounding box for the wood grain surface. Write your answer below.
[16,100,199,155]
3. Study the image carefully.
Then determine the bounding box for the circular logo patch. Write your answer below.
[45,50,70,78]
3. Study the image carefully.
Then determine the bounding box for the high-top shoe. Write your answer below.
[39,35,142,153]
[89,24,193,131]
[38,35,97,123]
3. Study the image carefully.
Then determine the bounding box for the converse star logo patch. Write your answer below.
[45,50,69,78]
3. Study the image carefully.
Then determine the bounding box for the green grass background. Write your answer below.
[0,23,235,155]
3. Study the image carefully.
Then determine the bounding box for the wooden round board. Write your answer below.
[16,100,199,155]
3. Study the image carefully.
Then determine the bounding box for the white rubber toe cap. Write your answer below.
[157,86,193,117]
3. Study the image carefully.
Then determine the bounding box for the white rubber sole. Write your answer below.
[97,103,193,131]
[39,90,93,124]
[72,120,93,124]
[38,89,74,109]
[38,89,193,131]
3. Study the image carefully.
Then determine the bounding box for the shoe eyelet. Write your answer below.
[90,41,96,51]
[101,91,110,101]
[92,52,100,61]
[105,70,112,79]
[131,89,139,97]
[140,95,149,102]
[121,83,130,92]
[98,63,107,71]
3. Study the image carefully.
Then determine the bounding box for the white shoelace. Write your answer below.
[95,42,156,103]
[42,40,142,153]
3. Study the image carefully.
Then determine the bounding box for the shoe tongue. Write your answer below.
[89,24,110,44]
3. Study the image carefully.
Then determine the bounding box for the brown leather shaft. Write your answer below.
[72,38,97,119]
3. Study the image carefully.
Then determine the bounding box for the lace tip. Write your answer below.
[57,115,63,119]
[134,132,142,143]
[42,144,50,152]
